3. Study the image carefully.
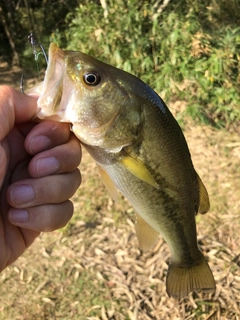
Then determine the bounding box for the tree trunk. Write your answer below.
[0,5,20,66]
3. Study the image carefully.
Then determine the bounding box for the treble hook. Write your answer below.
[20,33,48,94]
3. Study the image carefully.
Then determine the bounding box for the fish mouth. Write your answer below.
[37,43,65,119]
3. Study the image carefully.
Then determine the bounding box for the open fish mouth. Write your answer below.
[37,43,65,119]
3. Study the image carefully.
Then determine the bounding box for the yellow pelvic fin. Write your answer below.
[135,213,159,252]
[166,252,216,299]
[197,173,210,214]
[120,154,159,189]
[97,165,118,202]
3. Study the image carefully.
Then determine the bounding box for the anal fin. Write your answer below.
[135,213,159,252]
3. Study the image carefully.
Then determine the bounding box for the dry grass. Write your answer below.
[0,71,240,319]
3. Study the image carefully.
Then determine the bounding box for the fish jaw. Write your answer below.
[37,43,66,119]
[37,43,86,123]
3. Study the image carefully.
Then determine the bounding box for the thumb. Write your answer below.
[0,85,38,140]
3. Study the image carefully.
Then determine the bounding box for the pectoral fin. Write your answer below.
[97,165,118,202]
[120,154,159,189]
[197,173,210,214]
[135,213,159,252]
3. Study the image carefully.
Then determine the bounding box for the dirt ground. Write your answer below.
[0,64,240,319]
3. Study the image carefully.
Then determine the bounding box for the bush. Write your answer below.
[51,0,240,130]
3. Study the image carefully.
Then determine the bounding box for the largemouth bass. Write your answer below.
[35,43,215,299]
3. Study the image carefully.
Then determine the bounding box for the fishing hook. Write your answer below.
[28,33,48,64]
[20,33,48,94]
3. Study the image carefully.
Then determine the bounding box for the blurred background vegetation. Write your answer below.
[0,0,240,131]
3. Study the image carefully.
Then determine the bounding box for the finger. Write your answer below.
[28,133,81,178]
[17,229,40,249]
[9,159,31,184]
[0,138,9,188]
[24,121,72,155]
[0,86,38,140]
[5,228,40,264]
[2,221,40,269]
[7,168,81,208]
[6,126,29,172]
[8,201,74,232]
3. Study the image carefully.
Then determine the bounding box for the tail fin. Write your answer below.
[166,253,216,299]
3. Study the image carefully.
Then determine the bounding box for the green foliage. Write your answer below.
[0,0,78,68]
[51,0,240,130]
[1,0,239,129]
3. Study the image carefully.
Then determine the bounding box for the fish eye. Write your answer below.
[83,72,101,86]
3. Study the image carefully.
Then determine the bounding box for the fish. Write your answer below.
[34,43,216,299]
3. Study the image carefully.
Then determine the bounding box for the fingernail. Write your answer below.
[10,185,35,206]
[9,209,29,223]
[36,157,60,177]
[30,135,51,154]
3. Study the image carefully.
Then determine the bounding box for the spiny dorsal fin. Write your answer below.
[197,173,210,214]
[119,153,159,189]
[97,165,118,202]
[135,213,159,252]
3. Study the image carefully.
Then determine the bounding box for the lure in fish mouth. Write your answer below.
[33,43,216,299]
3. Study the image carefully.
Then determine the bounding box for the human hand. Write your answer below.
[0,86,81,271]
